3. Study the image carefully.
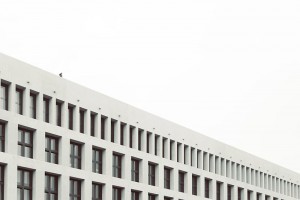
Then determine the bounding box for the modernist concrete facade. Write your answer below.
[0,52,299,200]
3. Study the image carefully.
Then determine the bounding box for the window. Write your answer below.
[0,165,4,200]
[79,108,85,133]
[112,153,122,178]
[216,182,222,200]
[90,112,96,136]
[101,115,107,140]
[112,187,122,200]
[247,190,253,200]
[131,158,140,182]
[148,163,156,186]
[164,197,173,200]
[120,123,126,145]
[43,96,50,123]
[0,122,5,152]
[178,171,185,192]
[238,187,243,200]
[154,135,159,156]
[16,87,24,114]
[146,132,151,153]
[129,126,135,148]
[68,104,74,130]
[164,167,171,189]
[138,129,143,151]
[205,178,211,199]
[45,173,58,200]
[56,100,62,126]
[92,148,103,174]
[192,175,198,195]
[111,119,116,143]
[70,178,81,200]
[0,82,9,110]
[228,184,233,200]
[70,142,82,169]
[29,91,37,119]
[92,183,103,200]
[148,194,156,200]
[18,127,33,158]
[131,190,140,200]
[45,135,59,164]
[17,168,32,200]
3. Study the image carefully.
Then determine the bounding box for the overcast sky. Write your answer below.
[1,0,300,173]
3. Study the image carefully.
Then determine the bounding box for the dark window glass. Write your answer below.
[79,109,85,133]
[43,97,50,123]
[112,154,122,178]
[92,148,103,174]
[29,92,37,119]
[90,113,96,137]
[205,178,211,198]
[192,175,198,195]
[154,135,158,156]
[178,171,185,192]
[227,185,233,200]
[146,132,150,153]
[247,190,252,200]
[148,194,156,200]
[164,197,173,200]
[101,116,106,140]
[18,128,33,158]
[0,82,9,110]
[17,168,32,200]
[120,123,125,145]
[0,165,4,200]
[45,174,58,200]
[238,188,243,200]
[45,135,59,164]
[131,190,140,200]
[92,183,103,200]
[138,129,143,151]
[129,126,134,148]
[131,159,139,182]
[112,187,122,200]
[0,122,5,152]
[70,178,81,200]
[16,88,23,115]
[148,163,156,186]
[56,101,62,126]
[111,119,116,143]
[216,182,221,200]
[164,167,171,189]
[68,105,74,130]
[70,142,82,169]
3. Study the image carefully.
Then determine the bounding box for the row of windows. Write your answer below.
[1,80,299,198]
[0,164,287,200]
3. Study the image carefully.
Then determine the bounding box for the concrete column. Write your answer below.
[115,120,120,144]
[73,106,80,132]
[149,132,154,155]
[133,126,138,149]
[60,137,70,167]
[185,172,191,195]
[106,117,111,142]
[141,130,146,152]
[36,92,43,121]
[61,101,68,129]
[123,123,129,147]
[84,142,92,172]
[60,175,69,200]
[23,87,30,117]
[173,168,178,192]
[158,163,164,188]
[5,163,17,200]
[94,113,100,138]
[6,120,18,155]
[8,83,15,112]
[85,110,90,135]
[141,159,147,184]
[233,185,237,200]
[33,169,44,200]
[123,152,131,181]
[83,177,92,200]
[104,148,113,178]
[212,179,216,200]
[35,130,45,161]
[200,175,205,198]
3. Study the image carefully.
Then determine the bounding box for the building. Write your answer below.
[0,52,299,200]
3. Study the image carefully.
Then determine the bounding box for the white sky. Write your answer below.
[1,0,300,173]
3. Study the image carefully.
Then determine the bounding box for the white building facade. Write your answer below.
[0,53,299,200]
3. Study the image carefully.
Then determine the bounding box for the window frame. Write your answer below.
[15,87,24,115]
[112,153,122,178]
[148,162,156,186]
[70,142,82,169]
[92,147,103,174]
[18,127,33,158]
[0,165,4,200]
[92,182,103,200]
[69,178,81,200]
[45,134,59,164]
[164,167,171,189]
[0,122,5,152]
[0,82,9,111]
[112,186,122,200]
[17,168,33,200]
[43,96,50,123]
[131,158,140,182]
[178,171,185,193]
[45,173,58,200]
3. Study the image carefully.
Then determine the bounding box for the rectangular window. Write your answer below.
[101,115,107,140]
[16,87,24,115]
[79,108,85,133]
[247,190,253,200]
[192,175,198,195]
[92,147,103,174]
[112,187,122,200]
[0,122,5,152]
[45,173,58,200]
[138,129,143,151]
[129,126,135,148]
[0,165,4,200]
[148,194,156,200]
[92,182,103,200]
[120,123,126,145]
[90,112,96,137]
[70,178,81,200]
[56,100,62,126]
[18,127,33,158]
[68,104,74,130]
[112,153,122,178]
[17,168,32,200]
[131,190,140,200]
[148,163,156,186]
[238,187,243,200]
[45,135,59,164]
[216,182,222,200]
[154,135,159,156]
[228,184,233,200]
[0,82,9,110]
[70,142,82,169]
[43,96,50,123]
[205,178,211,199]
[164,167,171,189]
[111,119,116,143]
[29,91,37,119]
[164,197,173,200]
[146,132,151,153]
[178,171,185,193]
[131,158,140,182]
